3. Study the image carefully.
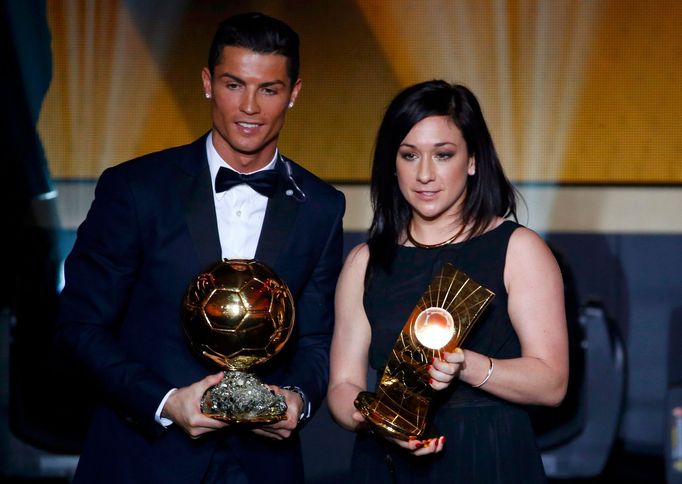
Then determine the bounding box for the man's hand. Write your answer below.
[250,385,303,440]
[161,372,228,438]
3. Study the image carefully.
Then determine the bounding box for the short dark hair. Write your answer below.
[207,12,300,83]
[368,80,517,273]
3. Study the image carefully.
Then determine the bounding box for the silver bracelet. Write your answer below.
[471,357,494,388]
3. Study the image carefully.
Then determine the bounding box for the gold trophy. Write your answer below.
[182,259,294,423]
[355,263,494,440]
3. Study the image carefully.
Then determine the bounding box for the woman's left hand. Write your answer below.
[428,348,465,390]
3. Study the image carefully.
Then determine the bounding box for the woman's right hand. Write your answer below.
[351,410,369,431]
[354,409,445,455]
[392,435,446,456]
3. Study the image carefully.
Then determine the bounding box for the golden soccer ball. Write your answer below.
[182,259,294,371]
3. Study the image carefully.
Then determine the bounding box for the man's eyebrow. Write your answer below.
[219,72,286,88]
[220,72,246,84]
[259,80,287,88]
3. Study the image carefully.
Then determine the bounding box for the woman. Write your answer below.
[328,81,568,483]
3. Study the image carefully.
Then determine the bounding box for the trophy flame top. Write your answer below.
[182,259,295,371]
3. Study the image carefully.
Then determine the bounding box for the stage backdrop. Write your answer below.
[38,0,682,184]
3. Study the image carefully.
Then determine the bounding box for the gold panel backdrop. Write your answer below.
[39,0,682,184]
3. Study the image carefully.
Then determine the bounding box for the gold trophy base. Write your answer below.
[355,391,425,441]
[200,370,288,424]
[201,410,287,425]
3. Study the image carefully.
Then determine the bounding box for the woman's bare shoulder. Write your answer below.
[506,225,560,279]
[508,225,551,253]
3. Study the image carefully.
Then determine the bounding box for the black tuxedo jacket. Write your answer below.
[57,134,345,483]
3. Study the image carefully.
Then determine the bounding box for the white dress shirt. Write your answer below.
[206,133,277,260]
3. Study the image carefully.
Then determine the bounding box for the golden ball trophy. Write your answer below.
[354,263,494,440]
[182,259,294,423]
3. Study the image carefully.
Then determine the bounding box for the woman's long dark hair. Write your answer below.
[367,80,517,274]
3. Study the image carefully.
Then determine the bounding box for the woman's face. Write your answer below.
[396,115,475,224]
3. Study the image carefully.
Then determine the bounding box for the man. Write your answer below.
[57,12,345,483]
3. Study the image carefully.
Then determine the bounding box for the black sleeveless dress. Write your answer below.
[350,221,547,483]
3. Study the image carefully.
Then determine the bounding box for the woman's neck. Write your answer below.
[406,216,467,248]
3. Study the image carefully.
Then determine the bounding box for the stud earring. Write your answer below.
[288,102,294,108]
[205,92,211,99]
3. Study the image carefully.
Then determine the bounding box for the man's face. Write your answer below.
[202,46,301,171]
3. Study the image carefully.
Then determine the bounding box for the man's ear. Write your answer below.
[201,67,213,98]
[288,78,302,108]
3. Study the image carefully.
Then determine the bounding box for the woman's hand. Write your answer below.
[428,348,465,390]
[392,435,446,456]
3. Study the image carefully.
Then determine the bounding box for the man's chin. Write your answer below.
[227,136,277,157]
[232,144,268,156]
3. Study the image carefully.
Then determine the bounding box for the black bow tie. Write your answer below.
[214,166,279,198]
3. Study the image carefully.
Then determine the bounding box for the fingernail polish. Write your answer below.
[429,378,433,384]
[415,442,423,449]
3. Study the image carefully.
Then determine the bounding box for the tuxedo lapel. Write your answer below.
[181,136,222,271]
[255,160,301,267]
